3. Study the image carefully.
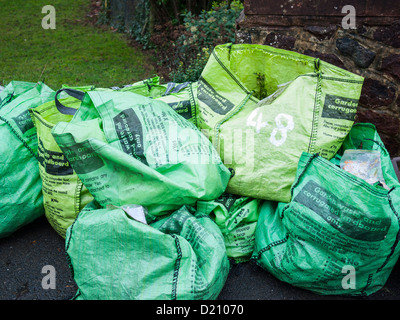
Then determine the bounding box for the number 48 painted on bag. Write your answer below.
[247,108,294,147]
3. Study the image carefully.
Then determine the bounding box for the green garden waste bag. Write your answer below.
[197,43,364,202]
[0,82,55,238]
[156,81,198,126]
[0,81,37,108]
[66,203,229,300]
[121,76,199,126]
[119,76,166,97]
[253,123,400,296]
[197,193,262,263]
[51,90,231,219]
[30,88,94,238]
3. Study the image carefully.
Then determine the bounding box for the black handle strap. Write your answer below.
[55,88,85,115]
[162,82,190,96]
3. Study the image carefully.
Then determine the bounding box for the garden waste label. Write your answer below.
[293,180,391,242]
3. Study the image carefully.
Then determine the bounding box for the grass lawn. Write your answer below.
[0,0,156,90]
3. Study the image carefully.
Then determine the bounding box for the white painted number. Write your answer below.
[246,108,268,133]
[247,109,294,147]
[270,113,294,147]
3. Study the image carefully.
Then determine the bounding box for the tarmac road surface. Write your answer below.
[1,215,400,301]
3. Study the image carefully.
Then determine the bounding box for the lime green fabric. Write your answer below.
[122,76,198,126]
[196,43,364,202]
[66,204,229,300]
[253,123,400,296]
[30,88,94,238]
[51,90,231,220]
[0,82,55,238]
[197,193,262,263]
[0,81,37,108]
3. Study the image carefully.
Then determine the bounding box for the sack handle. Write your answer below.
[55,88,85,115]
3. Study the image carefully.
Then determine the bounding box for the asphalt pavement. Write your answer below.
[2,214,400,301]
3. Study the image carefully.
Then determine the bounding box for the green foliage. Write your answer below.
[127,1,154,49]
[96,0,111,25]
[255,73,268,100]
[168,0,243,82]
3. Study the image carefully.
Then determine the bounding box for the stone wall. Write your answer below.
[235,0,400,157]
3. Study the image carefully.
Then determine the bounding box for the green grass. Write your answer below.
[0,0,156,90]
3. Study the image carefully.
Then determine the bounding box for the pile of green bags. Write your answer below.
[2,43,400,299]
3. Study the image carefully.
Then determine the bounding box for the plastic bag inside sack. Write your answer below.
[340,149,388,189]
[106,204,148,224]
[66,203,230,300]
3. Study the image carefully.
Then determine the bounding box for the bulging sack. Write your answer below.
[196,43,364,202]
[30,88,94,238]
[0,82,55,238]
[253,123,400,296]
[197,193,262,263]
[66,203,230,300]
[51,90,231,219]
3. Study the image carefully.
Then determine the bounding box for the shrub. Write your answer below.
[155,0,243,82]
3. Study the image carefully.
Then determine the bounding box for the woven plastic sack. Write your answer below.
[30,88,94,238]
[196,43,364,202]
[0,82,55,238]
[51,90,230,219]
[253,123,400,296]
[66,203,229,300]
[0,81,37,108]
[197,193,262,263]
[121,76,198,126]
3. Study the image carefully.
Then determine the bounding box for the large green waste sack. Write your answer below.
[253,123,400,296]
[197,193,262,263]
[121,76,198,126]
[66,203,230,300]
[0,82,55,238]
[30,88,94,238]
[0,81,37,107]
[197,43,364,202]
[51,90,231,219]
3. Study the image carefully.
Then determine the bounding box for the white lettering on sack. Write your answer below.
[247,109,294,147]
